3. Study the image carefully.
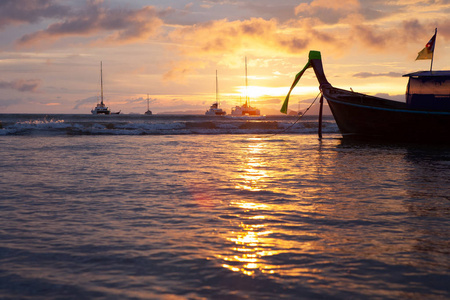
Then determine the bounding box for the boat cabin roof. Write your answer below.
[403,71,450,78]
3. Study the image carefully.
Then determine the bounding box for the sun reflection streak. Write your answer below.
[219,220,278,276]
[233,140,270,192]
[211,137,334,280]
[214,137,323,277]
[217,138,285,276]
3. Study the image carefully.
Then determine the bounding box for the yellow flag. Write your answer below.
[416,31,436,60]
[416,46,433,60]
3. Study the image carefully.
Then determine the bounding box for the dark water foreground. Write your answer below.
[0,132,449,299]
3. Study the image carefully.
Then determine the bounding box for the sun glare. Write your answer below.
[236,85,320,100]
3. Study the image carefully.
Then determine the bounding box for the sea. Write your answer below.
[0,114,449,300]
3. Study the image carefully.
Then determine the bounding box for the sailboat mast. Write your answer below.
[245,57,248,105]
[147,94,149,111]
[216,70,219,105]
[100,61,104,105]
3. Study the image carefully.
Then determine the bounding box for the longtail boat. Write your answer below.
[282,50,450,144]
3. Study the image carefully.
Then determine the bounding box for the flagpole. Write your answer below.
[430,28,437,72]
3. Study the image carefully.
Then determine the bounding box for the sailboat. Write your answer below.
[231,57,260,116]
[91,61,120,115]
[144,94,152,115]
[288,101,303,116]
[205,70,226,116]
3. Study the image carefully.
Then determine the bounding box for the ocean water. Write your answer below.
[0,114,335,136]
[0,114,449,299]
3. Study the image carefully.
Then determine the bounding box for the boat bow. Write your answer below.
[281,51,331,114]
[282,50,450,143]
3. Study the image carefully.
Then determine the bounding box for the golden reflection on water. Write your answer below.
[234,139,269,192]
[220,215,276,276]
[218,139,275,276]
[218,138,291,276]
[215,137,326,277]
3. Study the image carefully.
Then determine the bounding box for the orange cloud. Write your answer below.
[169,18,317,56]
[163,60,207,81]
[163,17,345,81]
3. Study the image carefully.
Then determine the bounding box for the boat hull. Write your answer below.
[205,109,226,116]
[91,109,110,115]
[323,88,450,143]
[231,107,260,116]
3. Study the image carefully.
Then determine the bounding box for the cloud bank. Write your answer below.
[354,72,403,78]
[5,0,449,56]
[0,79,41,92]
[12,0,164,47]
[0,0,69,29]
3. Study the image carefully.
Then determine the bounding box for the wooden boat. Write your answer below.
[282,50,450,144]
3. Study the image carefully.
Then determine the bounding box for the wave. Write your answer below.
[0,114,339,136]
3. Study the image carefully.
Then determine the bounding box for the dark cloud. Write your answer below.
[15,1,164,46]
[73,96,97,110]
[0,0,70,29]
[402,18,450,42]
[124,96,157,105]
[295,0,361,24]
[294,0,409,25]
[161,0,299,25]
[403,19,424,34]
[360,7,387,21]
[353,72,403,78]
[0,97,23,109]
[279,37,308,50]
[0,79,41,92]
[350,19,449,51]
[434,19,450,40]
[352,25,391,49]
[239,1,299,21]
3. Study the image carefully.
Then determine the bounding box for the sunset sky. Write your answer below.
[1,0,449,114]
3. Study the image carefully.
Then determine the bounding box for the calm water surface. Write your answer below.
[0,133,449,299]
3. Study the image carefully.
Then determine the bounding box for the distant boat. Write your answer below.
[282,49,450,143]
[205,70,226,116]
[91,61,120,115]
[231,57,260,116]
[145,94,152,115]
[231,102,260,116]
[288,101,303,116]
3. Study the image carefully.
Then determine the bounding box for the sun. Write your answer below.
[236,86,284,99]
